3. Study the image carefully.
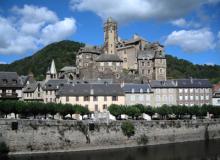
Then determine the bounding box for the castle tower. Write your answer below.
[104,17,118,54]
[46,59,57,80]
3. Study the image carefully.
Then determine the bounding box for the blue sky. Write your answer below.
[0,0,220,65]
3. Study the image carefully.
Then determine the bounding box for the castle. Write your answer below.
[75,17,167,82]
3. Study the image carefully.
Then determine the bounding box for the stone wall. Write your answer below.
[0,119,220,154]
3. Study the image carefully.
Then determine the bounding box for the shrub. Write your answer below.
[0,142,9,154]
[137,134,149,145]
[121,121,135,138]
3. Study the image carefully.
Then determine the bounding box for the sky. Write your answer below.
[0,0,220,65]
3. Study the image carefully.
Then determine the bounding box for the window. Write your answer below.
[100,62,104,66]
[190,96,193,100]
[131,95,135,101]
[185,96,188,100]
[184,89,188,93]
[108,62,112,66]
[84,96,90,101]
[156,95,160,101]
[103,104,107,110]
[201,96,204,100]
[142,62,145,66]
[159,68,163,73]
[95,105,98,112]
[147,61,150,66]
[116,62,120,66]
[66,96,69,102]
[147,70,150,74]
[38,93,40,97]
[206,95,209,100]
[124,58,127,62]
[140,88,143,93]
[50,98,52,102]
[179,89,183,93]
[76,96,79,101]
[93,96,98,101]
[139,95,144,101]
[190,89,193,93]
[142,69,144,74]
[132,88,135,93]
[104,96,107,101]
[179,96,183,100]
[112,96,118,101]
[196,96,199,100]
[217,100,220,104]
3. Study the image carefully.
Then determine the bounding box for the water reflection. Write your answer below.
[7,140,220,160]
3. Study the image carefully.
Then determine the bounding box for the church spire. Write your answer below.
[46,59,57,80]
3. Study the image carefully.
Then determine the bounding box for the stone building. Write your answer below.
[212,89,220,106]
[76,17,167,82]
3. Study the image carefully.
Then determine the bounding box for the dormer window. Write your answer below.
[132,88,135,93]
[12,79,17,84]
[2,79,7,84]
[140,88,143,93]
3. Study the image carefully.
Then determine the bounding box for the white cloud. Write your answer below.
[171,18,201,28]
[0,5,77,55]
[165,28,215,53]
[70,0,220,23]
[40,18,76,45]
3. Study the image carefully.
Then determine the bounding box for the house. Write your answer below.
[150,80,177,107]
[0,72,23,100]
[176,79,212,106]
[22,81,44,101]
[56,83,125,112]
[122,83,153,106]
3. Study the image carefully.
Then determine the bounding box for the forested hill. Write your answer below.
[0,40,219,83]
[0,40,84,80]
[166,55,220,83]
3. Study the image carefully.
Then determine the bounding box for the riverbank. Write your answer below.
[1,119,220,155]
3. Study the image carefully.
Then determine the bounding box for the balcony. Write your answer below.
[0,93,18,99]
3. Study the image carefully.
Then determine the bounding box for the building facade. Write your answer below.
[0,72,23,100]
[176,79,212,106]
[122,83,153,106]
[57,83,125,112]
[150,80,177,107]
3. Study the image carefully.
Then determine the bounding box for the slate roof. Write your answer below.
[122,83,152,93]
[60,66,77,72]
[23,81,43,93]
[57,83,124,96]
[150,80,177,88]
[138,50,165,60]
[175,79,212,88]
[96,54,123,62]
[43,79,68,91]
[0,72,23,88]
[150,79,212,88]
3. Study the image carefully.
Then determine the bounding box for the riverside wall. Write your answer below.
[0,118,220,154]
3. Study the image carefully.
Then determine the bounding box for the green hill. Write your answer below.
[0,40,219,83]
[0,40,84,80]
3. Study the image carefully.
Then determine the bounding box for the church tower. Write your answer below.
[46,59,57,80]
[104,17,118,54]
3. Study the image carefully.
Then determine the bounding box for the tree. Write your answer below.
[126,106,141,119]
[108,104,124,119]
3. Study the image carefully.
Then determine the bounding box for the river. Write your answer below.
[4,139,220,160]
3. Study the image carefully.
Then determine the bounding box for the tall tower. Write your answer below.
[104,17,118,54]
[46,59,57,80]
